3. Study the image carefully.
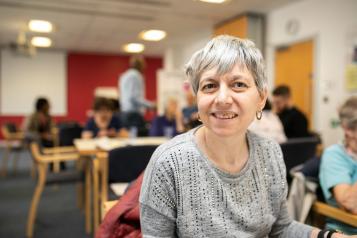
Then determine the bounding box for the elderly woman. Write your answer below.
[139,36,354,238]
[319,97,357,235]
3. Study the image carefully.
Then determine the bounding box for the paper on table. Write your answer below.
[110,182,129,196]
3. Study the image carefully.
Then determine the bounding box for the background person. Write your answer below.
[149,97,184,137]
[249,99,287,143]
[118,55,155,132]
[139,36,352,238]
[23,97,56,147]
[319,96,357,235]
[82,97,128,139]
[272,85,310,138]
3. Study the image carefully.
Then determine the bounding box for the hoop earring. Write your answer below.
[256,110,263,120]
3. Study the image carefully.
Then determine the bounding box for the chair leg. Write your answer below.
[1,146,10,177]
[85,159,92,234]
[93,160,100,231]
[26,164,46,238]
[13,150,19,176]
[77,182,83,210]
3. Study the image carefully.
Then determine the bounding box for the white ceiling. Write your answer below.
[0,0,297,56]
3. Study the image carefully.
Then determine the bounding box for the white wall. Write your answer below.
[266,0,357,146]
[159,29,212,110]
[0,49,67,115]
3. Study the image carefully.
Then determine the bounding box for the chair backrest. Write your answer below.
[58,122,83,146]
[1,123,17,139]
[280,137,320,179]
[108,145,158,183]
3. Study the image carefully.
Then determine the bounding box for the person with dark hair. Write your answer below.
[82,97,128,139]
[272,85,310,138]
[118,55,155,131]
[319,96,357,234]
[24,97,56,147]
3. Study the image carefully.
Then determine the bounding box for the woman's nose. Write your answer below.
[215,85,233,105]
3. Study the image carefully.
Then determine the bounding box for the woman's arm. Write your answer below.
[140,204,177,238]
[333,182,357,214]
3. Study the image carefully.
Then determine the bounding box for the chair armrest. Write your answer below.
[39,153,80,163]
[8,132,24,140]
[43,146,77,154]
[102,200,118,219]
[313,201,357,227]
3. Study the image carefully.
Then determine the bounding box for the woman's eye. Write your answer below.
[232,82,248,89]
[202,83,217,91]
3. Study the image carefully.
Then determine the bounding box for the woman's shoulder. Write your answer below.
[148,130,197,168]
[248,130,281,151]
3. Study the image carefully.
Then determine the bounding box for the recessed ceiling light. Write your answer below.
[139,30,167,41]
[199,0,227,3]
[28,20,53,33]
[31,37,52,47]
[123,43,145,53]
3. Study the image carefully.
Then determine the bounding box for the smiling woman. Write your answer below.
[139,35,356,238]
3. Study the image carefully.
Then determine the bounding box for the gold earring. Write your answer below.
[256,110,263,120]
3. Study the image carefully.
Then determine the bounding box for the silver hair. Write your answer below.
[185,35,267,95]
[339,96,357,129]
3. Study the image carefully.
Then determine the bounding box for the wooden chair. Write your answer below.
[102,200,118,219]
[26,142,88,238]
[92,145,158,230]
[313,201,357,227]
[1,123,25,177]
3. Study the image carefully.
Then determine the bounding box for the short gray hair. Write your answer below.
[339,96,357,129]
[185,35,267,95]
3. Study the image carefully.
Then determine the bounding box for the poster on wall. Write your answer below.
[345,31,357,91]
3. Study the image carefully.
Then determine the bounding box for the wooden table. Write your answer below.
[74,136,168,231]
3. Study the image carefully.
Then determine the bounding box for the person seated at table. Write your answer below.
[149,98,184,137]
[82,97,128,139]
[249,99,287,143]
[319,96,357,235]
[23,97,56,147]
[272,85,310,138]
[182,90,201,130]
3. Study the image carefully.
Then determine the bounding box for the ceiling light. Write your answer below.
[140,30,167,41]
[28,20,53,33]
[31,37,52,47]
[123,43,145,53]
[199,0,227,3]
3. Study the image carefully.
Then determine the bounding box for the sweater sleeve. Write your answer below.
[139,148,177,237]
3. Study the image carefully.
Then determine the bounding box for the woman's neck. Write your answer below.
[197,126,249,174]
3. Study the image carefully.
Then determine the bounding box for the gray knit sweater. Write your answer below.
[140,128,314,238]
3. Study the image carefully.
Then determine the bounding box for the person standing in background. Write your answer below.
[272,85,310,138]
[119,55,155,132]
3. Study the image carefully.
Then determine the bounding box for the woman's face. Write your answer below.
[343,125,357,154]
[196,64,266,137]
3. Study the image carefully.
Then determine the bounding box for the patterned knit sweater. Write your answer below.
[140,128,313,238]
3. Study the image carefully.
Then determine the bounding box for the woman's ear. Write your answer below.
[258,89,268,110]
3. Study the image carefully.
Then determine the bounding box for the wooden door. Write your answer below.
[275,40,314,127]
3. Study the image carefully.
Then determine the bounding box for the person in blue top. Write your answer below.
[319,96,357,235]
[82,97,128,139]
[149,98,184,137]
